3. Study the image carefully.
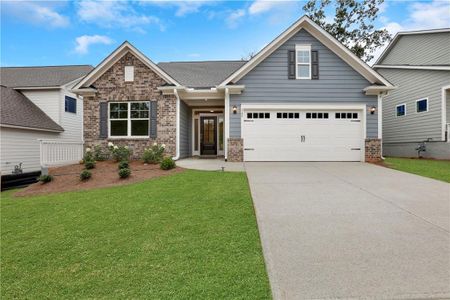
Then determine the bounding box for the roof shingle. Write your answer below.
[0,85,64,132]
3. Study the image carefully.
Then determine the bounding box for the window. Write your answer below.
[296,45,311,79]
[246,112,270,119]
[416,98,428,113]
[65,96,76,113]
[124,66,134,82]
[396,104,406,117]
[335,112,359,119]
[306,112,329,119]
[109,101,150,137]
[277,112,300,119]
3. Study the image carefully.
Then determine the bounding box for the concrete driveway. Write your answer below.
[245,162,450,300]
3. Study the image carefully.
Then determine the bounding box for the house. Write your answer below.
[374,29,450,159]
[0,65,93,181]
[73,16,394,162]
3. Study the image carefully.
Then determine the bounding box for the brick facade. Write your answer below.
[365,138,382,162]
[83,52,177,158]
[227,138,243,162]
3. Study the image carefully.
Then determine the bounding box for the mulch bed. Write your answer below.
[14,161,184,197]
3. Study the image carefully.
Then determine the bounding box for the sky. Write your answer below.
[1,0,449,67]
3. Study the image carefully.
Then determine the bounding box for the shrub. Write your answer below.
[38,174,53,183]
[142,143,165,164]
[84,147,94,162]
[109,143,131,162]
[118,161,129,170]
[93,145,109,161]
[118,168,131,179]
[160,157,176,170]
[80,170,92,181]
[84,160,96,170]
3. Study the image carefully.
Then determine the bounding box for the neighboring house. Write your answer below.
[374,29,450,159]
[0,65,93,177]
[73,16,393,162]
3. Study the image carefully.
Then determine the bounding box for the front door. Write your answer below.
[200,116,217,155]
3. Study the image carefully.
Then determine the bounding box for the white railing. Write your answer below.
[39,140,84,167]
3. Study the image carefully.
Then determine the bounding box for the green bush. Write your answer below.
[93,145,109,161]
[84,160,96,170]
[84,148,94,162]
[160,157,176,170]
[109,144,131,162]
[80,170,92,181]
[38,174,53,183]
[142,143,165,164]
[118,161,129,170]
[118,168,131,179]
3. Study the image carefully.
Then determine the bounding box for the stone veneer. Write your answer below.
[83,52,177,158]
[365,138,382,162]
[227,138,244,162]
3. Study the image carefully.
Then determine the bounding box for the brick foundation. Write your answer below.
[227,138,243,162]
[83,52,177,159]
[365,138,382,162]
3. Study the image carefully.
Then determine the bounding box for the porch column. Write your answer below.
[224,88,230,161]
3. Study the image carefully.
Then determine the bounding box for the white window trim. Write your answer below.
[295,45,311,80]
[124,66,134,82]
[108,101,150,138]
[415,98,429,113]
[395,103,407,117]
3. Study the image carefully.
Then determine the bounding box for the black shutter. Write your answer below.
[150,101,157,138]
[288,50,296,79]
[311,50,319,80]
[99,102,108,138]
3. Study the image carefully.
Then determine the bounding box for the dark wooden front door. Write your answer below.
[200,116,217,155]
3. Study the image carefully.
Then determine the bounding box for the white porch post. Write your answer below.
[173,89,181,160]
[377,93,382,140]
[224,88,230,161]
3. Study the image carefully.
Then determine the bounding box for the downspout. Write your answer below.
[224,88,230,161]
[173,89,181,160]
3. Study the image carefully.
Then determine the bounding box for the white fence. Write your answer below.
[39,140,84,167]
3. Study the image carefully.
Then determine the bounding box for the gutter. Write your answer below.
[173,88,181,161]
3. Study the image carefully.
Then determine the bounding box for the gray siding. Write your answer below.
[179,100,191,158]
[230,29,378,138]
[377,68,450,143]
[379,32,450,66]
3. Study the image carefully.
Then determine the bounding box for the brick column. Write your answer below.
[365,138,382,162]
[227,138,243,162]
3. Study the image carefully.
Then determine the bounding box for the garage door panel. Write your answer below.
[242,109,364,162]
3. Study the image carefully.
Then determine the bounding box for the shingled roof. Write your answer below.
[0,65,93,88]
[0,85,63,132]
[157,60,247,88]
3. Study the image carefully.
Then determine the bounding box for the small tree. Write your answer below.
[303,0,391,62]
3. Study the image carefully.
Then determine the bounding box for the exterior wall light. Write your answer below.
[370,106,376,114]
[232,105,238,114]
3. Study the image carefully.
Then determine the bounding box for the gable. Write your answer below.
[378,32,450,66]
[237,28,371,86]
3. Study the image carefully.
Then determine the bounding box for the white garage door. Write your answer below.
[242,109,364,161]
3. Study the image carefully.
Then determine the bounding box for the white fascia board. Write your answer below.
[13,86,60,90]
[219,16,393,88]
[73,41,181,90]
[0,124,64,133]
[373,65,450,71]
[363,85,397,95]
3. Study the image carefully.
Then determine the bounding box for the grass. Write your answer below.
[1,170,271,299]
[384,157,450,183]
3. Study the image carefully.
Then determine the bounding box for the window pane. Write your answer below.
[312,113,317,118]
[140,102,149,110]
[297,65,310,78]
[119,103,128,110]
[306,113,311,119]
[352,113,358,119]
[131,103,140,110]
[324,113,329,119]
[265,113,270,119]
[283,113,288,118]
[131,120,149,136]
[110,111,119,119]
[119,111,128,118]
[277,113,281,118]
[417,100,427,112]
[253,113,258,118]
[396,105,405,116]
[297,50,310,63]
[131,111,139,118]
[247,113,252,119]
[65,96,76,113]
[111,120,127,136]
[219,118,224,150]
[140,111,149,118]
[294,113,299,119]
[110,103,120,112]
[347,113,352,119]
[335,113,340,119]
[288,113,293,118]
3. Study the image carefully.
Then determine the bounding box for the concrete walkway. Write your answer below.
[246,162,450,300]
[176,157,245,172]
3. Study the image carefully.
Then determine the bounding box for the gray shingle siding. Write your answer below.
[377,68,450,143]
[179,100,191,158]
[378,32,450,66]
[230,29,377,138]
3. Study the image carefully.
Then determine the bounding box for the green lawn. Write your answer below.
[384,157,450,183]
[1,170,271,299]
